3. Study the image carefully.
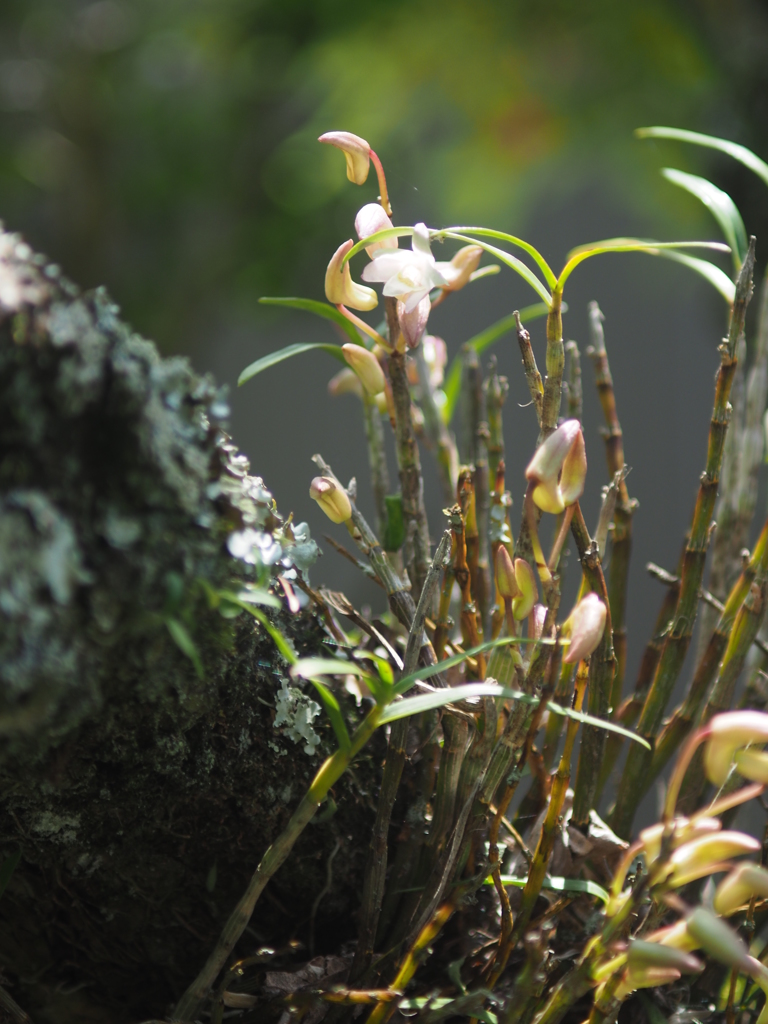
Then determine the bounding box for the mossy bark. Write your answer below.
[0,228,378,1022]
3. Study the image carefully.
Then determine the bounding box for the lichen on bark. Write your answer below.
[0,226,378,1022]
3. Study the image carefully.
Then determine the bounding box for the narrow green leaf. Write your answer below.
[636,127,768,189]
[309,679,351,753]
[239,341,346,387]
[661,168,747,267]
[442,226,558,288]
[438,232,552,304]
[291,657,370,679]
[166,618,204,680]
[442,301,553,424]
[342,226,416,263]
[0,849,20,902]
[393,636,550,695]
[218,586,282,610]
[651,249,736,303]
[383,677,650,747]
[558,238,730,290]
[493,875,609,904]
[258,296,363,344]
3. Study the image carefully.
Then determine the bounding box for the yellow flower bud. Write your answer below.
[614,966,680,1000]
[639,816,721,865]
[562,593,606,664]
[495,546,520,600]
[511,558,538,620]
[666,831,760,888]
[734,747,768,784]
[318,131,371,185]
[441,245,483,292]
[342,344,385,396]
[328,367,363,398]
[325,240,379,311]
[714,863,768,916]
[525,419,585,514]
[309,476,352,524]
[704,711,768,787]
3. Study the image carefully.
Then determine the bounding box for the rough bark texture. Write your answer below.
[0,227,378,1022]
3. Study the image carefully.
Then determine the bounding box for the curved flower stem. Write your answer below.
[368,148,391,216]
[337,303,392,351]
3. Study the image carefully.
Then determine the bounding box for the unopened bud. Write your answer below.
[318,131,371,185]
[640,816,721,865]
[342,344,385,396]
[667,831,760,888]
[512,558,538,620]
[325,240,379,311]
[563,593,606,664]
[441,245,483,292]
[397,295,431,349]
[615,966,680,1000]
[734,747,768,784]
[309,476,352,524]
[328,367,363,398]
[714,863,768,916]
[526,420,584,514]
[495,546,520,600]
[355,203,397,257]
[628,940,702,975]
[704,711,768,787]
[685,907,752,971]
[560,428,587,505]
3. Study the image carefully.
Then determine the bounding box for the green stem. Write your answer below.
[541,287,564,438]
[414,342,457,505]
[485,354,508,492]
[610,240,755,838]
[362,393,390,542]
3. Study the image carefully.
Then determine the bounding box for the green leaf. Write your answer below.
[218,586,282,610]
[442,226,558,288]
[442,302,552,424]
[291,657,370,679]
[661,168,747,268]
[342,226,416,263]
[0,849,20,903]
[438,232,552,304]
[393,637,543,695]
[636,126,768,189]
[493,875,609,904]
[165,618,204,680]
[651,249,736,304]
[309,679,351,753]
[258,296,364,344]
[227,600,297,665]
[558,238,730,290]
[239,341,347,387]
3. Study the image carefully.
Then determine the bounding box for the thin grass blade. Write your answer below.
[636,127,768,189]
[661,168,747,267]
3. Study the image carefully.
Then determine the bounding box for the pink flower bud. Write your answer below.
[328,367,363,398]
[318,131,371,185]
[704,711,768,787]
[627,939,702,974]
[714,863,768,916]
[309,476,352,524]
[666,831,760,888]
[685,907,752,972]
[325,240,379,311]
[495,546,520,599]
[526,420,584,514]
[511,558,538,620]
[639,816,721,864]
[560,427,587,505]
[342,344,385,396]
[355,203,397,257]
[397,294,431,349]
[563,593,606,664]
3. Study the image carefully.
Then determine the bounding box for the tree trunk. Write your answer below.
[0,227,377,1023]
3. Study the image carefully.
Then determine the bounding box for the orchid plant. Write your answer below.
[173,127,768,1024]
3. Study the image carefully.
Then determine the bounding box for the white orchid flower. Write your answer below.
[361,223,448,313]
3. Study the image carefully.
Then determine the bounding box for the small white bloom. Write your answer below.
[362,222,448,313]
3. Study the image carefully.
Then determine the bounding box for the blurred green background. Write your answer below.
[2,0,768,713]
